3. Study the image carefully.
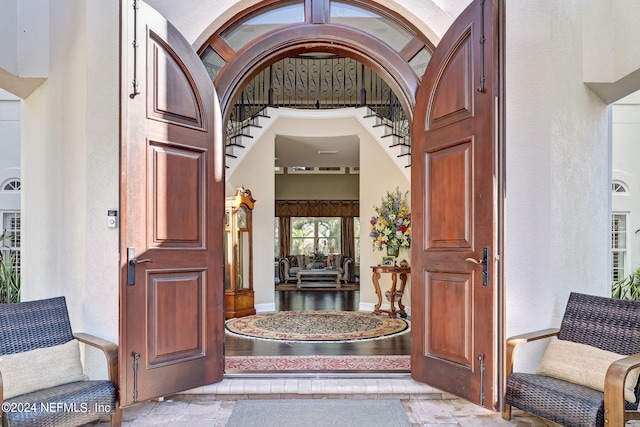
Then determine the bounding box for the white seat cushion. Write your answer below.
[0,340,88,400]
[536,337,640,403]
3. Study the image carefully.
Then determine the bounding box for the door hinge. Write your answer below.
[478,353,485,406]
[129,0,141,99]
[477,0,486,93]
[132,352,141,403]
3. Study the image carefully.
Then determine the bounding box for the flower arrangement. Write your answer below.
[370,188,411,253]
[309,251,327,264]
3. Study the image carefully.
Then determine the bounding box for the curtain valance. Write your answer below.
[275,200,359,217]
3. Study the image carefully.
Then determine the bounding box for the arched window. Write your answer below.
[612,181,628,193]
[1,179,20,192]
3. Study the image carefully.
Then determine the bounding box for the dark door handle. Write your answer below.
[127,247,152,286]
[465,247,490,286]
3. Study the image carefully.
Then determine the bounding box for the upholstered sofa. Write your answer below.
[279,254,353,284]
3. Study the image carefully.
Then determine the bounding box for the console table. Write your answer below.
[371,265,410,318]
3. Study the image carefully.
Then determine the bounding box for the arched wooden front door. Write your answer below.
[119,1,225,406]
[411,0,501,410]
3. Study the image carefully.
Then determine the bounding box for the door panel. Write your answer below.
[147,271,204,365]
[428,142,472,247]
[148,143,204,246]
[411,0,498,410]
[120,0,224,406]
[430,32,473,126]
[427,271,472,365]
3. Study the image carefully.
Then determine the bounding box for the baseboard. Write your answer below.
[256,302,276,313]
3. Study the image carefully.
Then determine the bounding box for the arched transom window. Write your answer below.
[1,179,20,192]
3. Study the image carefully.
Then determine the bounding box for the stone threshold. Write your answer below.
[171,374,454,402]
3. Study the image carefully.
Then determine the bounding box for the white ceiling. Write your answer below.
[274,134,360,168]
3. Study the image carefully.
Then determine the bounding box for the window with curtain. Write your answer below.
[290,217,341,255]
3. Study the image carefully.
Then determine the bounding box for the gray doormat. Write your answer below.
[226,398,411,427]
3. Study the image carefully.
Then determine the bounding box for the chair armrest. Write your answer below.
[505,328,559,379]
[604,352,640,426]
[343,258,353,275]
[74,332,119,390]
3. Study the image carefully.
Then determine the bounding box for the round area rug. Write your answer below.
[225,311,410,342]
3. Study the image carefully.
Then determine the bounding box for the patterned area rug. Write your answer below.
[225,355,410,371]
[225,311,410,342]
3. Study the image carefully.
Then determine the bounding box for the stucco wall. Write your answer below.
[20,0,120,378]
[505,0,613,372]
[5,0,640,382]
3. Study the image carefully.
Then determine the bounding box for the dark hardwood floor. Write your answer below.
[224,288,411,357]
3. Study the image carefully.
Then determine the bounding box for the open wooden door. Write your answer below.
[411,0,501,410]
[119,0,225,406]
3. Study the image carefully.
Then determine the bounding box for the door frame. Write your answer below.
[137,0,507,409]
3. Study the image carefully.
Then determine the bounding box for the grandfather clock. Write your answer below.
[224,187,256,319]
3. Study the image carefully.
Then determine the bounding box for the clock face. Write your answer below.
[237,206,248,228]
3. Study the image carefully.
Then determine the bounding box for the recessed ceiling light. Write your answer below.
[318,150,338,154]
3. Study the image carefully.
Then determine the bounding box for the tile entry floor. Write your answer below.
[90,376,564,426]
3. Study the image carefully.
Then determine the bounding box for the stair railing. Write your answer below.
[226,55,410,159]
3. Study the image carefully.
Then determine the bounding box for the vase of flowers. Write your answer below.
[370,188,411,257]
[386,244,400,257]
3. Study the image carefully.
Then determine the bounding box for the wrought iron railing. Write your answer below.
[226,55,410,151]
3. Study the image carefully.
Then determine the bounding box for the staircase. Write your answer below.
[358,106,411,168]
[225,107,272,170]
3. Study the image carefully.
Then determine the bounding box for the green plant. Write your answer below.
[0,230,21,303]
[611,267,640,301]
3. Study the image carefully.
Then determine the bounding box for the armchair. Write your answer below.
[0,297,122,427]
[503,292,640,427]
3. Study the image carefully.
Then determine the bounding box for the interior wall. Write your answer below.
[359,133,411,313]
[227,111,410,312]
[275,172,359,200]
[226,126,275,311]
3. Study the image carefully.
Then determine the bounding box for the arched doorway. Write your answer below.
[202,0,426,374]
[119,0,502,411]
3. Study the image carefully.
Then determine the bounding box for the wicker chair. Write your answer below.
[503,292,640,427]
[0,297,122,427]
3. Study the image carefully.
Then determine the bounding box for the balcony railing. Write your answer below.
[227,55,410,150]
